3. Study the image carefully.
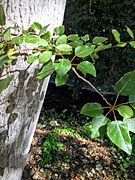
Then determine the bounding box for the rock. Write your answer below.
[91,168,96,174]
[86,171,93,178]
[96,163,103,170]
[54,173,58,177]
[32,173,39,180]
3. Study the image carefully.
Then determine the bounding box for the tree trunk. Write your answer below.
[0,0,66,179]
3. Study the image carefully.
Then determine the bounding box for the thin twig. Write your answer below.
[115,101,129,108]
[113,110,117,122]
[105,108,112,117]
[103,106,112,109]
[72,67,112,107]
[113,93,119,107]
[71,55,76,63]
[113,80,129,107]
[57,50,64,59]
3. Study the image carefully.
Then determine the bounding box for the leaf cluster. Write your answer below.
[1,7,135,154]
[64,0,135,91]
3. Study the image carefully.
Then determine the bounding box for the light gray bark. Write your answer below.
[0,0,66,179]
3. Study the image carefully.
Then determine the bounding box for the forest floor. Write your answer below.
[22,108,135,180]
[22,83,135,180]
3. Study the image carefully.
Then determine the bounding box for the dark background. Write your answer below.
[63,0,135,93]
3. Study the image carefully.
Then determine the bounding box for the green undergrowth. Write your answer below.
[38,130,72,171]
[37,108,135,178]
[112,134,135,178]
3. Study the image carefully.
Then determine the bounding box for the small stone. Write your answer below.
[32,173,39,180]
[40,168,44,173]
[102,170,106,176]
[96,163,103,170]
[91,168,96,174]
[82,158,89,163]
[86,171,93,178]
[89,172,93,177]
[54,173,58,177]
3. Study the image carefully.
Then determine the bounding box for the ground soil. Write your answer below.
[22,83,135,180]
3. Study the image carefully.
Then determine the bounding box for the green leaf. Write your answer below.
[125,26,134,39]
[81,34,89,42]
[114,70,135,96]
[22,30,29,36]
[77,61,96,77]
[11,36,23,45]
[53,59,71,76]
[55,50,72,55]
[117,105,133,118]
[0,5,6,25]
[6,56,16,64]
[92,36,108,45]
[40,31,51,41]
[95,43,112,52]
[90,52,99,60]
[80,103,103,117]
[27,55,38,64]
[75,45,95,58]
[55,44,72,52]
[0,45,5,55]
[3,28,11,41]
[0,55,9,68]
[91,115,109,138]
[0,75,14,93]
[39,51,52,64]
[37,60,54,79]
[25,35,38,43]
[56,35,67,45]
[0,49,4,55]
[123,118,135,133]
[129,95,135,109]
[39,24,50,36]
[30,22,42,30]
[68,34,80,41]
[82,122,92,137]
[35,38,48,47]
[25,35,48,47]
[0,43,4,49]
[129,41,135,48]
[112,29,121,43]
[55,73,68,86]
[116,42,127,47]
[54,26,65,35]
[107,121,132,155]
[69,40,83,48]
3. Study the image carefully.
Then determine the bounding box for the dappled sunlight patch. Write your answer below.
[22,109,135,179]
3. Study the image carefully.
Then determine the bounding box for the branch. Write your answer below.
[72,67,112,107]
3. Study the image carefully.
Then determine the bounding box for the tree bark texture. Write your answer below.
[0,0,66,179]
